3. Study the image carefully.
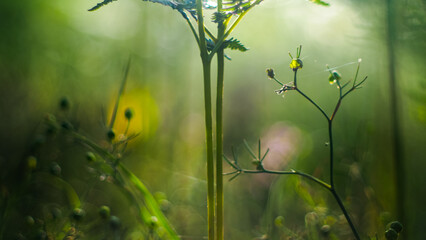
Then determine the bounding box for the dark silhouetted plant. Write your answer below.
[225,46,367,240]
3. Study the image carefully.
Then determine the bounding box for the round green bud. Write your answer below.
[59,97,70,111]
[149,216,158,228]
[44,114,57,124]
[320,225,331,235]
[27,156,37,170]
[50,162,61,176]
[124,108,134,120]
[61,121,73,130]
[385,228,398,240]
[109,215,121,230]
[266,68,275,79]
[99,206,111,219]
[159,199,171,212]
[51,207,62,220]
[107,129,115,140]
[25,215,35,225]
[274,216,285,227]
[389,221,403,233]
[72,208,85,221]
[86,152,96,162]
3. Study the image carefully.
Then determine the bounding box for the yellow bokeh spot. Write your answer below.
[108,88,159,140]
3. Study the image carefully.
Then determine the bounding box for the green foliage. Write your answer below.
[223,37,248,52]
[310,0,330,7]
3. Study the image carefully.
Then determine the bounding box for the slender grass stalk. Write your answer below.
[216,1,226,239]
[109,58,131,129]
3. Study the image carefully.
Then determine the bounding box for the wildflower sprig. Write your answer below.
[225,45,367,240]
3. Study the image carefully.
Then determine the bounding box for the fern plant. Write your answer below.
[89,1,329,240]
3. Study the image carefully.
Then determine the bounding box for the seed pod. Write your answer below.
[99,206,110,219]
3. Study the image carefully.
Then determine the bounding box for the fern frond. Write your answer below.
[88,0,117,11]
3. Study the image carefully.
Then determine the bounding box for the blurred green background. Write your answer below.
[0,0,425,239]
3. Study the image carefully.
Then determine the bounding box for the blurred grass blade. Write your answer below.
[109,58,131,129]
[34,173,81,208]
[118,163,179,240]
[243,139,257,159]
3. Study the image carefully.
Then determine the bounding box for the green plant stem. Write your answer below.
[216,1,226,238]
[196,1,215,240]
[329,188,360,240]
[293,71,329,121]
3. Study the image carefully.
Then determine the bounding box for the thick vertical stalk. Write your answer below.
[196,1,215,240]
[216,1,225,238]
[385,0,405,225]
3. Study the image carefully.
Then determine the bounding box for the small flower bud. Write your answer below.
[107,129,115,140]
[274,216,284,227]
[50,162,61,176]
[385,228,398,240]
[99,206,111,219]
[320,225,331,236]
[290,59,303,71]
[328,70,341,84]
[25,216,35,225]
[59,97,70,111]
[124,108,134,120]
[51,207,62,220]
[27,156,37,170]
[109,215,121,230]
[86,152,96,162]
[266,68,275,79]
[61,121,73,130]
[149,216,158,228]
[72,208,85,221]
[389,221,403,233]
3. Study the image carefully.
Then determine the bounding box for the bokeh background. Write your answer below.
[1,0,425,239]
